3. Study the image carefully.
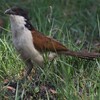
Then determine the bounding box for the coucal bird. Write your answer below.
[5,7,100,76]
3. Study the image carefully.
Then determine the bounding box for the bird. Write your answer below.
[5,7,100,76]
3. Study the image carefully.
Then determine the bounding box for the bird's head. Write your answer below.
[5,6,28,19]
[5,7,34,30]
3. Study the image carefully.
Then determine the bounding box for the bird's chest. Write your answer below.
[11,24,33,52]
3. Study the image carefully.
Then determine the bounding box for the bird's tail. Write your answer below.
[61,50,100,59]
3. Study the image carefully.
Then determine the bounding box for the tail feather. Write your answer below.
[61,50,100,59]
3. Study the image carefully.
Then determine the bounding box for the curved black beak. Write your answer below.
[4,8,14,14]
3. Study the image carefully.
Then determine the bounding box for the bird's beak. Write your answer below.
[4,8,14,15]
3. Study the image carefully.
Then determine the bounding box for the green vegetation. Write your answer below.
[0,0,100,99]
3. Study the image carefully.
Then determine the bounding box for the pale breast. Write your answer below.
[12,25,33,58]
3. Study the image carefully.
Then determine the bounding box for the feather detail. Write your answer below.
[32,30,68,52]
[60,50,100,59]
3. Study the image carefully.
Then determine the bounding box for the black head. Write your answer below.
[5,7,34,30]
[5,6,29,19]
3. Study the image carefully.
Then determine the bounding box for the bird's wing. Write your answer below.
[31,30,100,59]
[31,30,68,52]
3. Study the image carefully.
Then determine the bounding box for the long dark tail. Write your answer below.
[61,50,100,59]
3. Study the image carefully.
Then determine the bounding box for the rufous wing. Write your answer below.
[32,30,68,52]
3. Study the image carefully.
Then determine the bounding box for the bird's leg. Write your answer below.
[21,52,56,78]
[24,59,33,77]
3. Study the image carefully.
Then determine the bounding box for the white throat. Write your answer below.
[10,15,28,37]
[10,15,26,27]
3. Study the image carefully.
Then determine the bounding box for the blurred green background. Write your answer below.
[0,0,100,99]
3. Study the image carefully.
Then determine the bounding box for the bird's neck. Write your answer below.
[10,15,34,31]
[9,15,34,39]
